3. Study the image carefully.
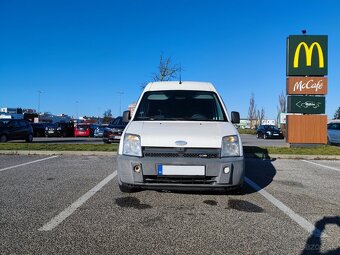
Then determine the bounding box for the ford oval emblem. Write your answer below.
[175,140,187,146]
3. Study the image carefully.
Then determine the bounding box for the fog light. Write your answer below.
[133,164,141,173]
[223,167,230,174]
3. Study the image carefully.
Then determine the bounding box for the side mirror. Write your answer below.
[122,110,131,123]
[231,111,240,124]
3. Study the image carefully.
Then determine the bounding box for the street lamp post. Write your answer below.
[117,91,124,116]
[75,100,79,119]
[38,90,42,113]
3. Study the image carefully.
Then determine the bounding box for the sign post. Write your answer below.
[286,34,328,145]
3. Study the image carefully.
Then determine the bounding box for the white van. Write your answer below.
[117,81,244,192]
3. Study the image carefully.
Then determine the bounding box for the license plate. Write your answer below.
[48,131,54,133]
[157,165,205,176]
[114,136,121,139]
[273,134,279,136]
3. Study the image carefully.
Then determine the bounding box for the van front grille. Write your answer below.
[143,147,220,159]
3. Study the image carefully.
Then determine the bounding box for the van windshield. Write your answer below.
[134,90,227,121]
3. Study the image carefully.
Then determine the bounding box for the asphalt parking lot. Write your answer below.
[0,155,339,254]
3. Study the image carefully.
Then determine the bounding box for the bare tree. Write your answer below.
[277,91,286,114]
[276,91,286,127]
[248,93,257,129]
[140,53,181,89]
[334,107,340,119]
[256,107,265,127]
[103,109,113,124]
[152,53,181,81]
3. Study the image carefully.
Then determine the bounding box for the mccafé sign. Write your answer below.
[286,77,328,95]
[287,35,328,76]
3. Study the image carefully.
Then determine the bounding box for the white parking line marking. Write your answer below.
[302,160,340,172]
[245,177,326,238]
[39,171,117,231]
[0,155,59,172]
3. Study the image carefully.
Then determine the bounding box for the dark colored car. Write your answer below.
[103,117,128,143]
[256,125,284,139]
[0,119,34,142]
[90,124,99,137]
[31,122,49,137]
[45,122,74,137]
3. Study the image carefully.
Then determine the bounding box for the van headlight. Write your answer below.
[123,134,142,157]
[221,135,240,157]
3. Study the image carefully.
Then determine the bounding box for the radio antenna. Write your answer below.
[179,63,182,84]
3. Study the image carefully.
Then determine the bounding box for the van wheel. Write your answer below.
[26,134,33,143]
[0,134,7,143]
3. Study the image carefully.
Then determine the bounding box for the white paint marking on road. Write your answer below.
[0,155,59,172]
[39,171,117,231]
[245,177,327,238]
[302,160,340,172]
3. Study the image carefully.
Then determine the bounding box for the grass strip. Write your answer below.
[238,129,257,135]
[0,143,339,155]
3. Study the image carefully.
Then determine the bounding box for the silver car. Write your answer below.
[327,121,340,145]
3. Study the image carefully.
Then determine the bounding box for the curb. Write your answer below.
[0,150,117,156]
[245,153,340,160]
[0,150,339,160]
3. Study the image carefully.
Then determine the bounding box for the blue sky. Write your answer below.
[1,0,339,119]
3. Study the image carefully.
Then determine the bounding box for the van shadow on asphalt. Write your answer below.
[241,146,276,195]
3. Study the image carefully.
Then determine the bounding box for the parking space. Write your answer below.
[0,155,339,254]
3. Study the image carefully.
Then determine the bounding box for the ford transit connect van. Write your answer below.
[117,81,244,192]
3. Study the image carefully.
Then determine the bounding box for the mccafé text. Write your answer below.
[293,79,323,92]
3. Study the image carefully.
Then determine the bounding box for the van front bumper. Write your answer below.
[117,155,244,190]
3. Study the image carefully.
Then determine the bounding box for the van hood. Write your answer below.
[125,121,239,148]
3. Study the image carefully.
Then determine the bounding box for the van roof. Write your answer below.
[144,81,217,92]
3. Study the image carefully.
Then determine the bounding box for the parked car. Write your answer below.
[31,122,49,137]
[93,125,106,138]
[74,123,91,137]
[44,123,58,137]
[0,119,33,142]
[44,122,74,137]
[89,124,99,137]
[103,117,127,143]
[256,125,284,139]
[327,120,340,145]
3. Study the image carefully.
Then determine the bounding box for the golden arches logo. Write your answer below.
[293,42,324,68]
